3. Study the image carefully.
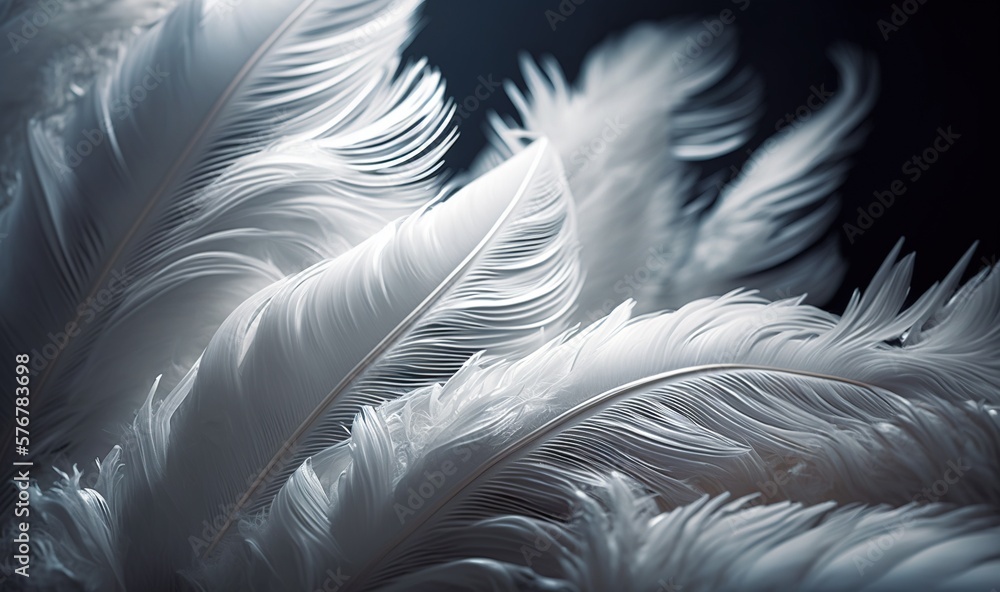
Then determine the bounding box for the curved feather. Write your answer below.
[471,25,877,320]
[25,138,581,590]
[335,367,995,590]
[0,0,169,166]
[662,46,879,308]
[0,0,437,472]
[471,22,763,323]
[610,241,999,406]
[387,476,1000,592]
[205,245,999,590]
[221,363,997,590]
[55,60,455,467]
[5,7,993,591]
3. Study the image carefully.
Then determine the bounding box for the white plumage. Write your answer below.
[1,0,451,472]
[1,0,996,591]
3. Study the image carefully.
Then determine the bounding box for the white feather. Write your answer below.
[471,25,876,321]
[4,5,995,591]
[472,22,764,323]
[203,245,998,590]
[664,46,878,307]
[0,0,170,170]
[386,475,1000,591]
[0,0,448,473]
[58,60,455,466]
[26,138,582,590]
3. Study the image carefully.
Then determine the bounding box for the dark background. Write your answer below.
[408,0,998,313]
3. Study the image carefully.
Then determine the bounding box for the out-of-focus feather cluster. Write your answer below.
[0,0,996,590]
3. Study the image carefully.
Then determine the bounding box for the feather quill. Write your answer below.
[4,4,995,591]
[201,245,998,590]
[51,60,455,466]
[25,138,581,590]
[0,0,450,473]
[212,360,996,590]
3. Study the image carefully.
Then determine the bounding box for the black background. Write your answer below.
[408,0,998,313]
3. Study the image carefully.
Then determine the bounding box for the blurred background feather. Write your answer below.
[1,0,997,590]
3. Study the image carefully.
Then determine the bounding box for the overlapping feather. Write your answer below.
[386,475,1000,591]
[199,246,999,590]
[52,61,456,466]
[3,4,997,592]
[474,25,876,319]
[472,23,760,322]
[24,138,582,590]
[663,47,877,308]
[0,0,454,474]
[0,0,170,169]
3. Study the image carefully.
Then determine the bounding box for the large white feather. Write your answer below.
[386,475,1000,592]
[25,138,582,590]
[213,367,995,590]
[4,5,994,591]
[0,0,446,473]
[610,241,999,406]
[57,60,455,466]
[472,22,764,323]
[202,245,999,590]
